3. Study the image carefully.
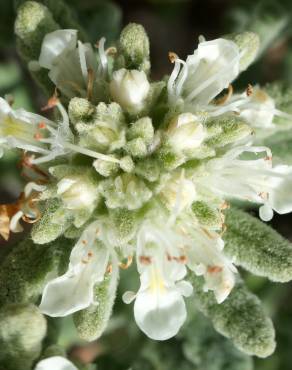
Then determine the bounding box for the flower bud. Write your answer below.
[119,23,150,72]
[224,32,260,72]
[57,176,98,210]
[110,68,150,113]
[167,113,206,152]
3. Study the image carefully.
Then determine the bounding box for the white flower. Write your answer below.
[57,176,98,210]
[0,97,53,156]
[166,113,206,151]
[110,69,150,113]
[168,38,240,107]
[40,221,113,316]
[123,220,193,341]
[0,96,123,166]
[37,29,100,99]
[35,356,78,370]
[197,145,292,221]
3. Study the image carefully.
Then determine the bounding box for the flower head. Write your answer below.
[3,24,292,344]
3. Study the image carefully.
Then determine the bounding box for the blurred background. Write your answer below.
[1,0,292,369]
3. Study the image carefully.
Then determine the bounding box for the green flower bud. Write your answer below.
[15,1,59,60]
[99,174,152,210]
[32,199,70,244]
[224,32,260,71]
[0,303,47,370]
[15,0,86,38]
[126,137,148,158]
[224,208,292,282]
[0,237,72,305]
[157,144,185,170]
[93,157,119,177]
[206,114,252,148]
[68,97,95,124]
[110,208,138,245]
[74,271,118,341]
[190,275,276,358]
[76,102,126,152]
[118,23,150,72]
[120,155,135,173]
[127,117,154,145]
[135,158,160,182]
[191,201,223,229]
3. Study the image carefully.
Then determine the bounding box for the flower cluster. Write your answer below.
[1,21,292,343]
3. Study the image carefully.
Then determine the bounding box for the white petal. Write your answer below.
[35,356,78,370]
[259,204,274,222]
[184,38,240,105]
[9,211,24,233]
[39,263,97,317]
[134,285,187,340]
[176,280,193,297]
[122,291,136,304]
[40,223,109,317]
[39,30,77,69]
[268,165,292,215]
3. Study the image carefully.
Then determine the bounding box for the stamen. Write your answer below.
[41,94,59,112]
[97,37,108,76]
[78,40,89,84]
[167,52,181,101]
[168,52,178,63]
[214,84,233,106]
[87,68,94,101]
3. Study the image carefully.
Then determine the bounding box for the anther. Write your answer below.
[168,52,178,63]
[207,265,223,274]
[246,84,253,97]
[41,92,59,111]
[106,46,117,55]
[38,121,47,129]
[139,256,152,265]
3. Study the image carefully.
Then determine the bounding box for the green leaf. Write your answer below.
[73,269,118,341]
[224,208,292,282]
[189,275,276,358]
[0,303,47,370]
[0,236,72,305]
[181,310,253,370]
